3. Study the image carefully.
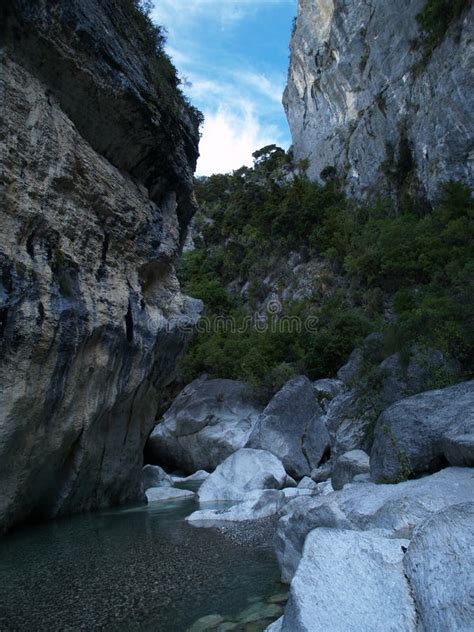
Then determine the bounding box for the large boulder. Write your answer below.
[377,348,460,405]
[281,529,415,632]
[275,467,474,582]
[276,504,474,631]
[328,348,462,460]
[246,377,329,479]
[146,377,262,473]
[325,390,371,458]
[331,450,370,491]
[371,380,474,483]
[198,449,287,502]
[142,465,174,491]
[404,502,474,632]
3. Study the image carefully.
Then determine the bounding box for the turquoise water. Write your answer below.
[0,496,283,631]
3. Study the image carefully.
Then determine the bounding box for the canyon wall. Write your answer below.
[0,0,201,531]
[285,0,473,201]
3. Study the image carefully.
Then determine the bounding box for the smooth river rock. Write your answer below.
[281,529,415,632]
[145,487,195,503]
[142,465,174,491]
[198,449,287,502]
[187,490,286,526]
[331,450,370,491]
[246,376,329,479]
[275,467,474,582]
[371,380,474,482]
[404,502,474,632]
[147,376,262,473]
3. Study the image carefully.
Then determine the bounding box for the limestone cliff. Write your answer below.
[0,0,201,531]
[284,0,473,202]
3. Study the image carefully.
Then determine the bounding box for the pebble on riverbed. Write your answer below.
[186,592,287,632]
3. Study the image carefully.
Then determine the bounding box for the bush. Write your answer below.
[179,148,473,391]
[417,0,470,51]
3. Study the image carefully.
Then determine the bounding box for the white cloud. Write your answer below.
[233,70,285,106]
[149,0,293,176]
[196,103,279,176]
[152,0,259,30]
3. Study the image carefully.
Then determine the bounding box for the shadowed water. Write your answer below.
[0,494,283,631]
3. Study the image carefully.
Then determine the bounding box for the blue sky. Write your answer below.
[151,0,297,175]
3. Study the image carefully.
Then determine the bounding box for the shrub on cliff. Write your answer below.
[125,0,203,127]
[417,0,470,51]
[178,147,473,393]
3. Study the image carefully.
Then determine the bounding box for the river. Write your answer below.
[0,491,286,631]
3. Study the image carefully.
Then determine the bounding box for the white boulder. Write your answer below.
[280,529,416,632]
[146,376,262,472]
[198,449,287,502]
[145,487,195,503]
[276,467,474,582]
[187,490,285,526]
[404,502,474,632]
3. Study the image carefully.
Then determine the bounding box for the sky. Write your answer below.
[151,0,297,176]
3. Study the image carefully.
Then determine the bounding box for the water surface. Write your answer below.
[0,496,283,631]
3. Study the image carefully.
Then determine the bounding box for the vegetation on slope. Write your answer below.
[417,0,470,52]
[177,146,473,398]
[126,0,203,127]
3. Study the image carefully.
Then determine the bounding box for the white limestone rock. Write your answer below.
[147,377,262,473]
[198,449,287,502]
[280,529,415,632]
[187,490,285,526]
[145,487,195,503]
[404,502,474,632]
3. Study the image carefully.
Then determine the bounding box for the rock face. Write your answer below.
[147,376,262,473]
[198,449,287,502]
[246,377,330,479]
[0,0,201,531]
[282,529,415,632]
[285,0,474,201]
[371,380,474,482]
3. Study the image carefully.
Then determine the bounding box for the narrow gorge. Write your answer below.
[0,1,473,631]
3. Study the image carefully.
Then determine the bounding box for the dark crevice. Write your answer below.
[0,307,8,339]
[125,300,134,343]
[319,445,331,465]
[427,453,450,474]
[101,232,110,262]
[26,233,35,258]
[36,301,45,325]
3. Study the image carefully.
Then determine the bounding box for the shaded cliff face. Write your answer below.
[0,0,201,531]
[284,0,474,201]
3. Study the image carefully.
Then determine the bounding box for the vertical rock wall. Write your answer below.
[285,0,473,201]
[0,0,201,531]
